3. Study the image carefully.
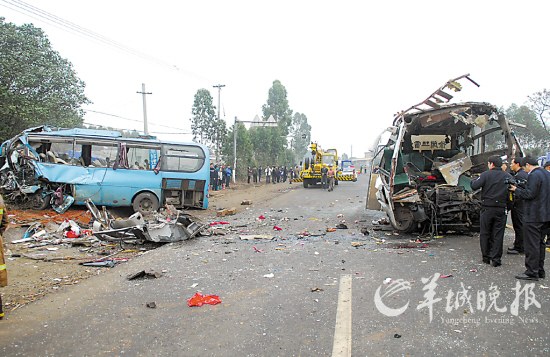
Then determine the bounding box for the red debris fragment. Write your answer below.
[187,292,222,307]
[209,221,230,226]
[253,246,263,253]
[258,215,266,220]
[64,230,80,238]
[440,274,453,278]
[273,226,282,231]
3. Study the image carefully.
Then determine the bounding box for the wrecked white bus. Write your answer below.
[0,126,210,213]
[366,74,523,234]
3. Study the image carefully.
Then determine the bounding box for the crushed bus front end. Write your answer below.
[366,75,523,234]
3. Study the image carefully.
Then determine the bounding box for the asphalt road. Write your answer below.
[1,175,548,356]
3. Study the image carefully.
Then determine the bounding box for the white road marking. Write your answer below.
[332,274,352,357]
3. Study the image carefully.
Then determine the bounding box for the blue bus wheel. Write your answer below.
[132,192,159,214]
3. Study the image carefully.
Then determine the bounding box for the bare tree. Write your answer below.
[527,89,550,133]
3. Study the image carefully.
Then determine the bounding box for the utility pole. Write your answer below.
[136,83,152,135]
[212,84,225,120]
[233,116,237,183]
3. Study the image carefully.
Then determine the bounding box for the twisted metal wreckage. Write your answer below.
[0,126,209,215]
[85,200,208,243]
[366,74,524,234]
[0,128,208,242]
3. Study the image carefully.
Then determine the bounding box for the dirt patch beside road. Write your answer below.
[202,180,300,217]
[0,180,297,313]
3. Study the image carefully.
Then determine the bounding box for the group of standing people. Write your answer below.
[246,165,300,184]
[471,155,550,281]
[209,163,232,191]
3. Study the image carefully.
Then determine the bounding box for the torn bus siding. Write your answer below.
[366,74,523,234]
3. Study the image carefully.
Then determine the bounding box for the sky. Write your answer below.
[2,0,550,159]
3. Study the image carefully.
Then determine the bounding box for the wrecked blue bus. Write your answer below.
[0,126,209,213]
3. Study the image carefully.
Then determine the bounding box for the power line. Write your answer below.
[0,0,174,69]
[149,131,192,135]
[0,0,212,81]
[84,109,191,133]
[83,122,192,136]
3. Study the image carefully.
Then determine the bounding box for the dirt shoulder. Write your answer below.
[201,180,299,217]
[0,180,298,314]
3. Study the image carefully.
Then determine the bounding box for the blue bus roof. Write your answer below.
[22,126,205,149]
[52,128,123,138]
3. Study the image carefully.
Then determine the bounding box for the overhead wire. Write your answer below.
[0,0,176,69]
[1,0,213,136]
[83,110,192,134]
[0,0,213,82]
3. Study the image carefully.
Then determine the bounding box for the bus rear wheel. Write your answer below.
[30,191,51,210]
[133,192,160,214]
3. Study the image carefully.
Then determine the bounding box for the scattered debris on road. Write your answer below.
[217,207,237,217]
[127,269,164,280]
[187,292,222,307]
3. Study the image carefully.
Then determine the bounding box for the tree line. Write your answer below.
[1,18,549,177]
[190,80,312,179]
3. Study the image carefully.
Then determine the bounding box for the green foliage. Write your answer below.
[210,117,228,160]
[218,79,312,180]
[248,127,273,166]
[191,89,217,144]
[190,89,227,158]
[0,18,90,142]
[223,123,254,179]
[505,104,549,153]
[262,80,293,136]
[249,126,287,167]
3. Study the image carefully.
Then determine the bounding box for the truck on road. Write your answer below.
[295,142,340,188]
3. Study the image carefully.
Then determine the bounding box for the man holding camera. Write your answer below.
[471,155,514,267]
[507,157,529,255]
[510,157,550,281]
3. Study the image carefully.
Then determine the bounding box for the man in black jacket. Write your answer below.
[471,155,513,267]
[544,162,550,247]
[510,157,550,281]
[507,157,529,255]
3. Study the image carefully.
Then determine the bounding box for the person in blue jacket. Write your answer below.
[225,166,232,188]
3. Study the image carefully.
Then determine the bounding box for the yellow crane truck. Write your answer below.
[296,142,341,188]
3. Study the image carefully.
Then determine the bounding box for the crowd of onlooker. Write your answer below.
[247,165,301,184]
[209,164,302,191]
[209,163,232,191]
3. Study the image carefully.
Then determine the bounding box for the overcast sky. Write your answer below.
[2,0,549,158]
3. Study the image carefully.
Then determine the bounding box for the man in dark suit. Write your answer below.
[544,162,550,246]
[507,157,529,255]
[471,155,513,267]
[510,157,550,281]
